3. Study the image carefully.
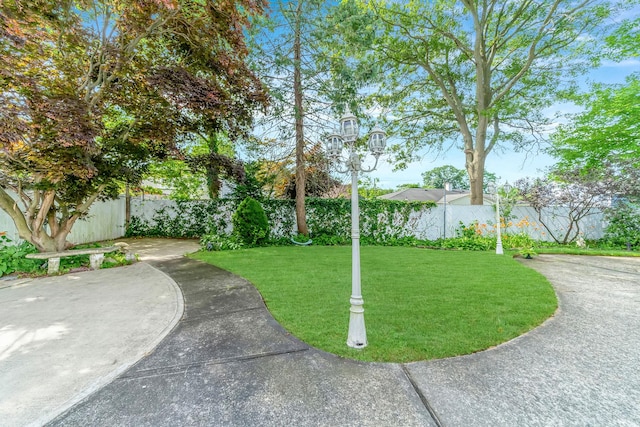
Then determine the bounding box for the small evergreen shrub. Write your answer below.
[604,202,640,249]
[232,197,270,246]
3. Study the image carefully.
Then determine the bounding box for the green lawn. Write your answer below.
[192,246,557,362]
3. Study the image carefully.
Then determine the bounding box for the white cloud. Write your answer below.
[600,59,640,68]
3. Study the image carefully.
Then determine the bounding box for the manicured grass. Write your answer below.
[191,246,557,362]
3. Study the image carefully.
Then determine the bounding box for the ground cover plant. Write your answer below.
[0,234,43,277]
[0,236,131,277]
[192,246,557,362]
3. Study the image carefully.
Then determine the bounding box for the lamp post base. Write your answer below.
[347,299,367,348]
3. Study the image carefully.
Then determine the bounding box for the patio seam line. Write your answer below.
[401,364,444,427]
[120,347,311,380]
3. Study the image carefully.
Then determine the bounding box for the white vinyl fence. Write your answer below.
[130,199,606,242]
[1,196,606,245]
[437,205,605,242]
[0,197,127,245]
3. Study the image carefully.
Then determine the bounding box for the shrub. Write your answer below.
[200,233,244,251]
[503,232,536,249]
[604,202,640,249]
[430,221,495,251]
[311,233,350,246]
[455,220,486,238]
[0,235,44,277]
[438,236,494,251]
[232,197,270,246]
[125,198,435,244]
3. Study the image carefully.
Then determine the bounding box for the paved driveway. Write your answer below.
[49,253,640,426]
[406,255,640,426]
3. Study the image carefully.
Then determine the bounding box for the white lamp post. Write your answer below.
[326,110,386,349]
[488,182,512,255]
[443,182,451,239]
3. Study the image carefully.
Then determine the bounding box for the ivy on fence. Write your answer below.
[126,198,436,243]
[126,199,235,238]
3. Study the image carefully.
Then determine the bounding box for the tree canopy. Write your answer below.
[550,75,640,171]
[333,0,621,204]
[551,14,640,173]
[422,165,497,191]
[248,0,365,235]
[0,0,267,251]
[515,165,640,244]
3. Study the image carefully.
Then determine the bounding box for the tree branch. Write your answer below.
[0,187,31,240]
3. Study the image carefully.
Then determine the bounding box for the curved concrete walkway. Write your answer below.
[0,238,198,427]
[406,255,640,426]
[45,247,640,426]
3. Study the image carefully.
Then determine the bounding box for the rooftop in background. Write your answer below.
[379,188,535,206]
[380,188,470,204]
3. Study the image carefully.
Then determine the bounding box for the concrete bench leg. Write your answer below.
[89,253,104,270]
[47,258,61,274]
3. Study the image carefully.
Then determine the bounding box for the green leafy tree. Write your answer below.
[338,0,620,204]
[396,183,421,190]
[422,165,498,190]
[0,0,267,251]
[605,15,639,60]
[422,165,468,189]
[358,176,392,199]
[551,10,640,173]
[147,160,206,201]
[249,0,334,236]
[604,201,640,249]
[551,75,640,171]
[230,162,267,203]
[184,133,248,200]
[514,165,640,244]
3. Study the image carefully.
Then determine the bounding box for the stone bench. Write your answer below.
[26,246,119,274]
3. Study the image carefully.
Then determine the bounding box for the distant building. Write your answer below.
[379,188,532,206]
[379,188,493,205]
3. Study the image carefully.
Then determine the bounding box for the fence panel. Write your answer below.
[1,196,606,246]
[130,200,606,242]
[69,197,127,243]
[0,197,126,245]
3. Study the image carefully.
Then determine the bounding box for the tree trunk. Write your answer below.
[206,164,221,199]
[471,120,488,205]
[125,184,131,229]
[469,166,485,205]
[27,223,73,252]
[462,127,487,205]
[293,0,308,236]
[29,232,58,253]
[0,187,94,252]
[206,135,222,199]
